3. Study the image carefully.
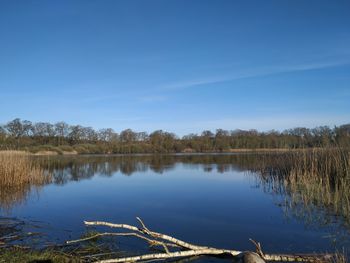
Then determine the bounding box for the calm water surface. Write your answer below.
[1,154,349,258]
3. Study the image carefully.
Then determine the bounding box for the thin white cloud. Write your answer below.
[282,60,349,72]
[160,59,350,91]
[162,76,235,90]
[138,95,167,102]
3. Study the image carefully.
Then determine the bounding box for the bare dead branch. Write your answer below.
[249,238,265,258]
[79,217,334,263]
[136,217,149,233]
[95,248,236,263]
[84,220,207,250]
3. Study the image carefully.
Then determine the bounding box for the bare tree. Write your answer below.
[98,128,117,142]
[120,129,136,143]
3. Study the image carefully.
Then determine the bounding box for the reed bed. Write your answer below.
[255,148,350,225]
[286,148,350,223]
[0,151,51,211]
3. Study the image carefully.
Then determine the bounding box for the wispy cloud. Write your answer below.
[282,60,350,72]
[138,95,167,102]
[161,76,234,90]
[160,59,350,91]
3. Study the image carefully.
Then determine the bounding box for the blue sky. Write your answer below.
[0,0,349,135]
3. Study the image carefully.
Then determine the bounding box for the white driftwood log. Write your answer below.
[84,217,208,250]
[67,217,333,263]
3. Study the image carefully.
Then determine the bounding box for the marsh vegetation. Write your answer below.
[0,151,51,211]
[251,148,350,226]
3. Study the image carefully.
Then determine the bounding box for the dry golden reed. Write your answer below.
[286,148,350,221]
[0,151,51,211]
[255,148,350,224]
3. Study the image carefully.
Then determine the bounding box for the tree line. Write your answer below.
[0,118,349,154]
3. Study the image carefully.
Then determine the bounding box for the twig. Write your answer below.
[136,217,150,233]
[249,238,265,258]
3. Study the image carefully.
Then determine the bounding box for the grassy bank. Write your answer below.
[0,247,79,263]
[20,145,317,155]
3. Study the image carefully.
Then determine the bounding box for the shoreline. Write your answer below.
[0,147,332,156]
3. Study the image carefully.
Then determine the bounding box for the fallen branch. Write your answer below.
[84,217,206,251]
[94,248,237,263]
[68,217,334,263]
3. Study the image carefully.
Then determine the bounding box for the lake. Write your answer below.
[1,154,349,260]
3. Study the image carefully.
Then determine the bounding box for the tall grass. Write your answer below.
[254,148,350,225]
[0,151,51,211]
[286,148,350,222]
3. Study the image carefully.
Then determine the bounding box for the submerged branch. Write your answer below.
[66,232,178,253]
